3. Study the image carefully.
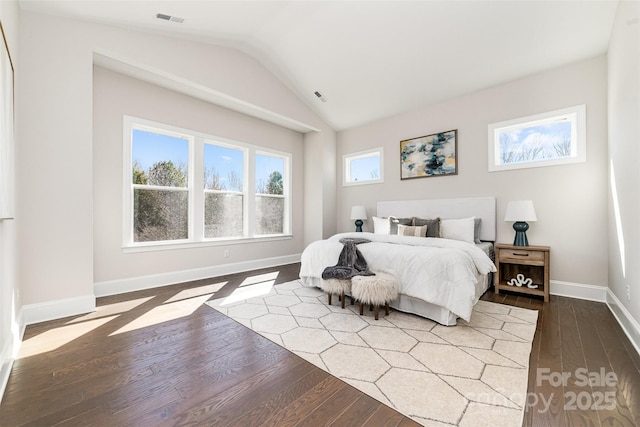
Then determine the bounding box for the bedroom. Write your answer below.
[0,0,638,425]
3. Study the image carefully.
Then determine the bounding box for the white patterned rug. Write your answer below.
[205,279,538,427]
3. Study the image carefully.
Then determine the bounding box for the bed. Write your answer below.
[299,196,497,325]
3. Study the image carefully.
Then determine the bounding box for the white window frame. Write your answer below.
[488,104,586,172]
[123,116,292,251]
[343,147,384,186]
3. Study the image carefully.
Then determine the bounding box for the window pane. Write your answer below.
[256,195,284,235]
[133,188,188,242]
[498,118,574,166]
[204,192,244,238]
[204,143,244,191]
[132,129,189,187]
[256,154,284,195]
[349,154,380,183]
[255,154,284,235]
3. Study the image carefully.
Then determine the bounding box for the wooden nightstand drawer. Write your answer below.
[500,248,545,263]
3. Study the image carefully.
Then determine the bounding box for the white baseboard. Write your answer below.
[94,254,302,297]
[0,308,24,404]
[606,290,640,356]
[22,295,96,326]
[550,280,608,302]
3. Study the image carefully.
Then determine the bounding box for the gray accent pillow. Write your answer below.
[474,217,482,243]
[389,216,412,235]
[413,217,441,238]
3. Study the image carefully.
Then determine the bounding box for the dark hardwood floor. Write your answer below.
[1,263,639,426]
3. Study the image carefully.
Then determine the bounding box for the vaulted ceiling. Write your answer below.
[19,0,619,130]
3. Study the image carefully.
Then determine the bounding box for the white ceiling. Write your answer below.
[19,0,619,130]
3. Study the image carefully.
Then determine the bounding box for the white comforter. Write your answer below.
[299,232,496,322]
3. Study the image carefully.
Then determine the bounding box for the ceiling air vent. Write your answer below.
[314,91,327,103]
[156,13,184,23]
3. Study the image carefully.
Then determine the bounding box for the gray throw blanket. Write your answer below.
[321,238,375,280]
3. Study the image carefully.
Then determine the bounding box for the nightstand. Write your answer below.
[494,244,550,302]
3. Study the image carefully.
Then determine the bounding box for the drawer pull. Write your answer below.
[512,252,529,257]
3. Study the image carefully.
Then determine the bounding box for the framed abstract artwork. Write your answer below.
[400,129,457,180]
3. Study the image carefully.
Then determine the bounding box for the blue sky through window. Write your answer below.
[256,154,284,191]
[498,120,573,164]
[350,154,380,182]
[132,128,189,171]
[204,143,244,190]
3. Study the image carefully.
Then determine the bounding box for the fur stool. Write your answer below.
[319,278,353,309]
[351,271,399,320]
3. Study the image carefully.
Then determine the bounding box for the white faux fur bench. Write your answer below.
[351,271,399,320]
[319,278,353,309]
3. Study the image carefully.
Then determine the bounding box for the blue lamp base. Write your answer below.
[354,219,363,232]
[513,221,530,246]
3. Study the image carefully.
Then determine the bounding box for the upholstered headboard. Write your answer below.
[376,196,496,241]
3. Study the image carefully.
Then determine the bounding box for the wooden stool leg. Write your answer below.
[359,302,364,315]
[340,291,345,309]
[385,302,390,315]
[351,296,354,305]
[374,305,379,320]
[328,294,332,305]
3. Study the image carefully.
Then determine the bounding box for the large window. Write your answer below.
[488,105,586,172]
[124,116,291,248]
[343,148,384,186]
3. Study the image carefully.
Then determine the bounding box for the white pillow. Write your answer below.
[372,216,390,234]
[397,224,427,237]
[441,217,475,243]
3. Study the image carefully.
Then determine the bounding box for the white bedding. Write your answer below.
[299,232,496,322]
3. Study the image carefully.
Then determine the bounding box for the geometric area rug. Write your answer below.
[205,279,538,427]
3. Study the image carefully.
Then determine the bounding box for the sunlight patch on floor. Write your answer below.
[109,293,214,336]
[217,280,275,306]
[239,272,279,287]
[19,316,119,359]
[65,297,154,324]
[165,281,227,303]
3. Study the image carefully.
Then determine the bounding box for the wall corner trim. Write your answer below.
[606,290,640,357]
[1,307,25,404]
[94,254,302,298]
[22,295,96,326]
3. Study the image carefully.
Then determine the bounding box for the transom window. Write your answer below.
[488,105,586,172]
[124,116,291,248]
[343,148,384,186]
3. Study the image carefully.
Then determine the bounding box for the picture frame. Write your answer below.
[400,129,457,180]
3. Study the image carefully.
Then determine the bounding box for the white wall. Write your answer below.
[93,66,305,282]
[0,0,19,402]
[17,11,335,317]
[608,0,640,335]
[337,56,609,288]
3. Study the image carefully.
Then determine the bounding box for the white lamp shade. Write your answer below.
[504,200,537,222]
[350,205,367,220]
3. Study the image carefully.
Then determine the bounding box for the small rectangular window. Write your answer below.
[343,148,384,186]
[488,105,586,172]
